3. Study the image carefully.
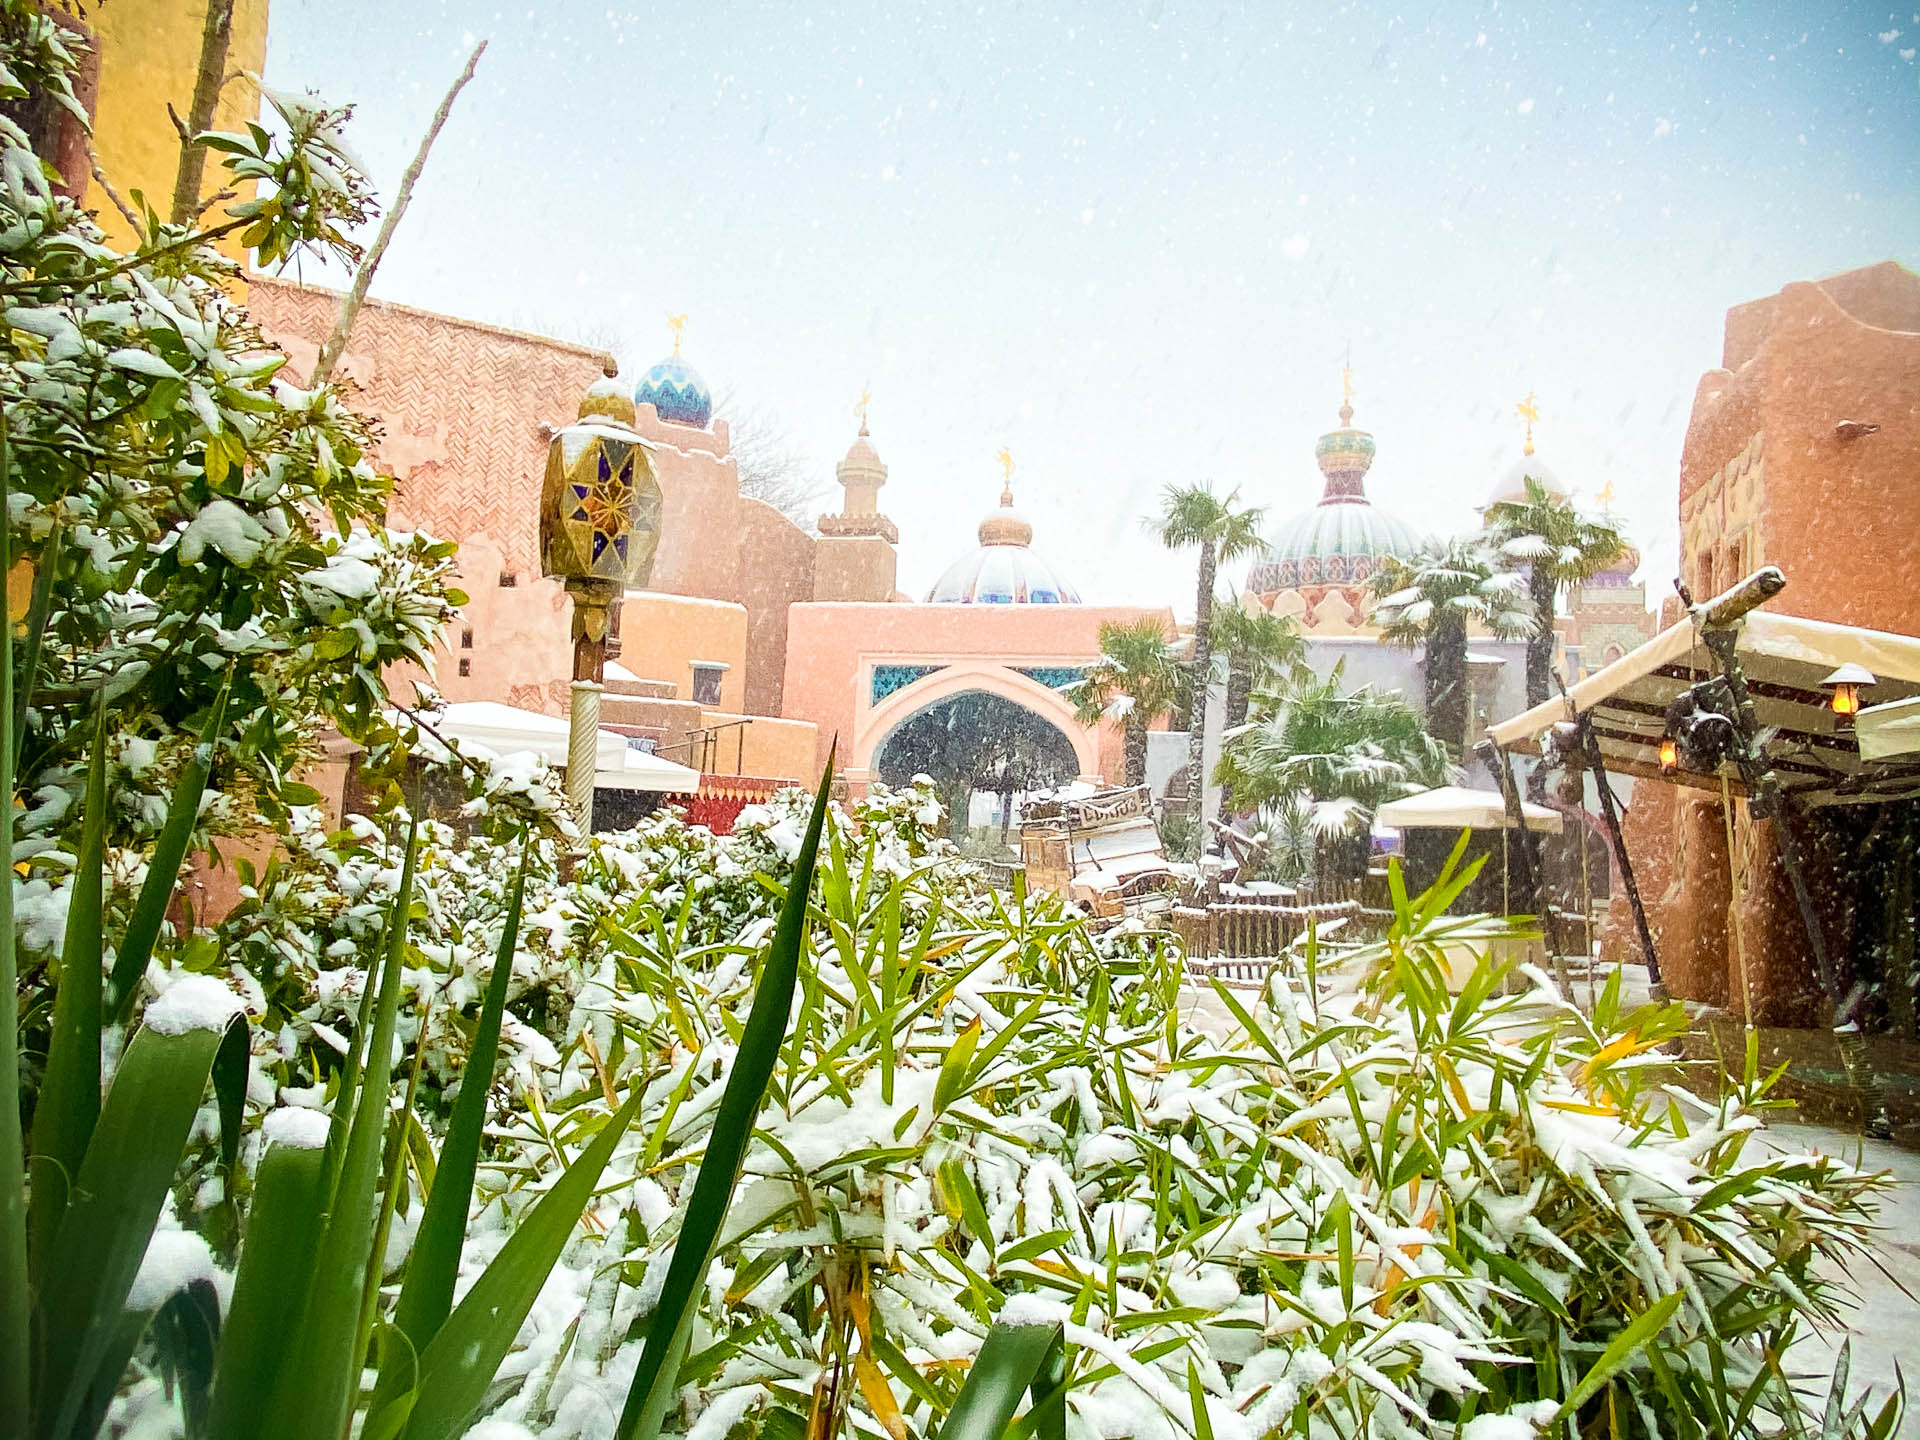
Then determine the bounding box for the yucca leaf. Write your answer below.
[32,1006,249,1440]
[207,1123,332,1440]
[106,681,230,1021]
[0,401,30,1424]
[396,1086,644,1440]
[613,755,834,1440]
[268,814,421,1440]
[368,840,532,1423]
[27,697,109,1269]
[938,1321,1065,1440]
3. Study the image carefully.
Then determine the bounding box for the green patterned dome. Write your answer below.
[1248,394,1422,594]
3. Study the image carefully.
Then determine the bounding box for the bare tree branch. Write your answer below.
[168,0,236,226]
[84,138,141,231]
[716,387,830,529]
[311,40,488,387]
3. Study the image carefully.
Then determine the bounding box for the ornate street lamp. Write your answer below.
[540,379,662,835]
[1819,662,1875,730]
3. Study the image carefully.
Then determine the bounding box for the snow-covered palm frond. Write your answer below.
[1485,568,1530,593]
[1381,586,1423,609]
[1399,598,1434,625]
[1556,545,1586,567]
[1309,795,1368,836]
[1501,534,1553,560]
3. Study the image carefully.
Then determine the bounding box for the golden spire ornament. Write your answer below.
[666,312,688,356]
[995,446,1015,505]
[1595,479,1616,513]
[1339,360,1356,426]
[855,385,872,434]
[1516,390,1540,456]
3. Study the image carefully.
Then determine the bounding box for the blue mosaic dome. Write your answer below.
[928,495,1080,604]
[632,354,713,429]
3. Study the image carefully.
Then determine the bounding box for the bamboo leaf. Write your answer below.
[32,1011,247,1440]
[613,755,834,1440]
[28,698,110,1268]
[1549,1292,1683,1424]
[934,1018,983,1114]
[207,1126,332,1440]
[396,1087,643,1440]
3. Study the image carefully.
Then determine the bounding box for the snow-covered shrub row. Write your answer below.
[198,790,1882,1440]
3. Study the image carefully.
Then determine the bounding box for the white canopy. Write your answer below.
[1858,695,1920,762]
[1375,785,1563,833]
[429,702,701,794]
[1486,608,1920,806]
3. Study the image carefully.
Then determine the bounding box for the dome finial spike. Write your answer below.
[1339,352,1355,427]
[667,311,687,357]
[855,384,871,436]
[1517,389,1539,456]
[995,445,1015,506]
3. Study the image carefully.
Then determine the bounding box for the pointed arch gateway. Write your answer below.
[853,661,1102,783]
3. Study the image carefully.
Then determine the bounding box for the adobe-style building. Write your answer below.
[1606,260,1920,1026]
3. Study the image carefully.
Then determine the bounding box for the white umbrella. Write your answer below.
[1374,785,1563,833]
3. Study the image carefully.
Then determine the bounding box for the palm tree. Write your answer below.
[1369,538,1535,757]
[1210,597,1309,732]
[1150,483,1267,844]
[1484,476,1628,708]
[1066,617,1182,788]
[1214,667,1452,878]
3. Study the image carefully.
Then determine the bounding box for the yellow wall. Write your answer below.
[697,711,819,784]
[87,0,271,254]
[617,592,748,714]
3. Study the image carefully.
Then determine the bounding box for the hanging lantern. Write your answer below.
[539,379,663,675]
[1658,736,1679,774]
[1819,662,1875,730]
[1660,679,1737,776]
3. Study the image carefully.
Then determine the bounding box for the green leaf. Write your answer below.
[368,842,532,1423]
[32,1012,248,1440]
[0,400,30,1421]
[397,1088,643,1440]
[934,1018,983,1114]
[1549,1292,1684,1424]
[267,816,422,1440]
[938,1321,1065,1440]
[28,697,110,1270]
[613,755,835,1440]
[207,1130,331,1440]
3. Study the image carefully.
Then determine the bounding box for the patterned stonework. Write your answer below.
[247,277,613,574]
[1680,431,1764,597]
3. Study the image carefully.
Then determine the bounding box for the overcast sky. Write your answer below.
[261,1,1919,615]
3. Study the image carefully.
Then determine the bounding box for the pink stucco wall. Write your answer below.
[782,602,1178,788]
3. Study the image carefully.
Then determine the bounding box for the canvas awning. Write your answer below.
[1485,610,1920,807]
[1375,785,1563,833]
[1858,695,1920,762]
[426,701,702,795]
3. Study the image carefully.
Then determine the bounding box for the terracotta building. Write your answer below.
[1607,260,1920,1025]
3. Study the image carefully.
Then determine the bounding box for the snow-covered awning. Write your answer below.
[1485,609,1920,807]
[1375,785,1562,833]
[423,701,701,795]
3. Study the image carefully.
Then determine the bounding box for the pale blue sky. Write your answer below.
[262,1,1919,613]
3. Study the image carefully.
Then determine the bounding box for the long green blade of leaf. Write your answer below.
[268,814,422,1440]
[33,1011,248,1440]
[397,1087,644,1440]
[614,755,835,1440]
[106,680,230,1020]
[938,1321,1065,1440]
[27,697,109,1270]
[1549,1292,1683,1424]
[206,1123,332,1440]
[373,839,532,1428]
[0,400,29,1432]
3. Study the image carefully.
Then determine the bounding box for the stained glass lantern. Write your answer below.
[539,380,662,673]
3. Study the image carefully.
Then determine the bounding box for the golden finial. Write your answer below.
[1516,390,1539,456]
[1338,348,1355,426]
[1596,480,1616,513]
[667,312,688,356]
[855,385,872,435]
[995,446,1015,505]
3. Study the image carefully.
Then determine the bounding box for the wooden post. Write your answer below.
[1475,739,1570,992]
[1698,619,1890,1137]
[1575,713,1665,996]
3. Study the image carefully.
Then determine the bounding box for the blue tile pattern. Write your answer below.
[871,663,945,706]
[926,546,1080,604]
[1013,666,1087,690]
[632,355,713,428]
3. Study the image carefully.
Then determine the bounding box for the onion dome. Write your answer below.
[632,354,712,428]
[928,471,1080,604]
[1247,384,1422,595]
[1486,452,1570,508]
